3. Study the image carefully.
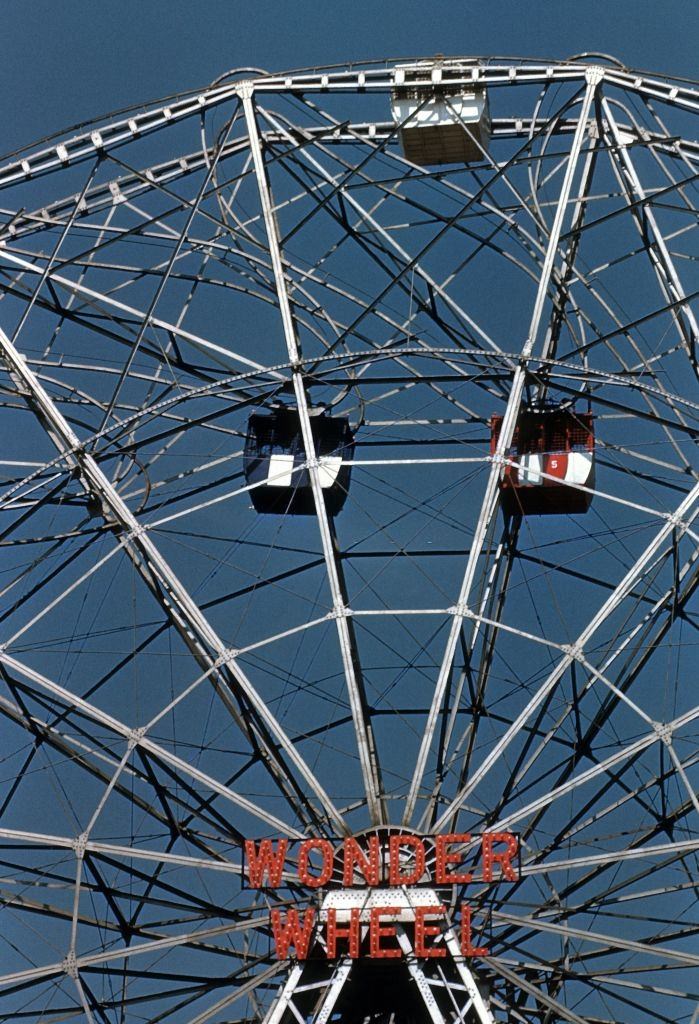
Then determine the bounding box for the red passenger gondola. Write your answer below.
[490,407,595,515]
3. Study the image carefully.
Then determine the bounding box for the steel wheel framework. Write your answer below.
[0,54,696,1024]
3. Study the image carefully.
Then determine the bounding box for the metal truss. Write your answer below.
[262,934,495,1024]
[0,54,696,1024]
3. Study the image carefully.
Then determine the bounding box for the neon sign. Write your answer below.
[243,832,520,960]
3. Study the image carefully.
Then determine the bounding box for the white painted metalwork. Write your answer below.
[261,888,496,1024]
[0,54,696,1024]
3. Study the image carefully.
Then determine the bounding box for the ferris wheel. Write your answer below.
[0,52,697,1024]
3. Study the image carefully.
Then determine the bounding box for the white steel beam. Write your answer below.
[0,915,271,989]
[185,963,285,1024]
[312,960,353,1024]
[241,83,385,825]
[602,97,699,370]
[405,68,604,825]
[394,925,449,1024]
[9,115,693,249]
[263,964,305,1024]
[486,958,590,1024]
[442,928,497,1024]
[451,700,699,846]
[255,104,508,361]
[434,476,699,829]
[521,837,699,876]
[491,909,699,967]
[0,61,695,195]
[0,650,303,836]
[0,826,247,874]
[0,246,280,376]
[0,320,348,833]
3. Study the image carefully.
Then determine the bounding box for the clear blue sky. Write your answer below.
[2,0,697,154]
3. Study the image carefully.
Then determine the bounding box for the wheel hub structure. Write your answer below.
[0,55,697,1024]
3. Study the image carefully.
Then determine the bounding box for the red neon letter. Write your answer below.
[271,906,316,959]
[326,907,361,958]
[370,906,401,958]
[388,835,426,886]
[460,904,489,957]
[435,833,472,884]
[298,839,334,888]
[481,832,518,882]
[342,836,380,886]
[245,839,288,888]
[415,906,446,958]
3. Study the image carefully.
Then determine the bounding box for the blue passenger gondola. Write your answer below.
[244,406,354,515]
